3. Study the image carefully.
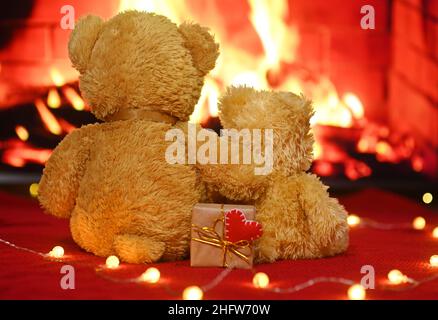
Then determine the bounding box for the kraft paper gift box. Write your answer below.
[190,203,262,269]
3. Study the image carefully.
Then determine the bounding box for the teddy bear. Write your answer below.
[38,10,219,263]
[198,86,349,263]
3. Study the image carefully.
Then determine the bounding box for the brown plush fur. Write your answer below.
[38,11,219,263]
[198,87,349,262]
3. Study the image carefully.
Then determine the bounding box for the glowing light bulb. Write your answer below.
[412,216,426,230]
[182,286,203,300]
[347,284,366,300]
[430,255,438,267]
[422,193,433,204]
[252,272,270,288]
[29,183,39,197]
[139,267,160,283]
[387,269,406,284]
[433,227,438,239]
[105,255,120,269]
[49,246,64,258]
[347,214,361,227]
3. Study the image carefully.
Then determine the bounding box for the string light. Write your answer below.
[182,286,204,300]
[347,214,361,227]
[48,246,64,258]
[347,284,366,300]
[105,255,120,269]
[139,267,160,283]
[29,183,39,198]
[387,269,407,284]
[253,272,270,288]
[430,255,438,267]
[433,227,438,239]
[412,216,426,230]
[422,193,433,204]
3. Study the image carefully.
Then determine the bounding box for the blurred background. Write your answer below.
[0,0,436,205]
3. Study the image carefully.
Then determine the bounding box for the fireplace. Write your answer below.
[0,0,436,191]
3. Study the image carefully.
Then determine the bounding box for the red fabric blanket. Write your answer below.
[0,189,437,299]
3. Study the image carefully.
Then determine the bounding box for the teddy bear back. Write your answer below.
[219,86,315,176]
[68,11,219,122]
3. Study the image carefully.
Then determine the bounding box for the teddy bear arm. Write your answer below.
[198,162,267,202]
[38,127,93,218]
[296,173,349,256]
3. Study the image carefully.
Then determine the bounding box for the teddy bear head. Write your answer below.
[219,86,315,176]
[68,11,219,121]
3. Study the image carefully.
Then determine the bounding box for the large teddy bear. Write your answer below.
[198,86,349,262]
[38,11,219,263]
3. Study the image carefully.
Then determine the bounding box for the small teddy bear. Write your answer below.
[38,11,219,263]
[198,86,349,263]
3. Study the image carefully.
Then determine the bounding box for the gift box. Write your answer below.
[190,203,262,269]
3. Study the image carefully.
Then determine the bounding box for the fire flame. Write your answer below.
[62,86,85,111]
[15,126,29,141]
[34,99,62,135]
[47,89,61,109]
[0,1,425,179]
[50,68,65,87]
[1,139,52,167]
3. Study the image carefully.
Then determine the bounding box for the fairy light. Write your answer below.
[105,255,120,269]
[48,246,64,258]
[29,183,39,197]
[430,255,438,267]
[139,267,160,283]
[412,216,426,230]
[2,236,438,299]
[182,286,203,300]
[422,193,433,204]
[387,269,407,284]
[433,227,438,239]
[347,284,366,300]
[253,272,270,288]
[347,214,361,227]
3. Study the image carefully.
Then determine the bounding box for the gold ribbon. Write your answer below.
[104,108,178,124]
[191,205,252,267]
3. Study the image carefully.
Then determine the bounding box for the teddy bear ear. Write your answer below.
[68,15,104,74]
[178,22,219,75]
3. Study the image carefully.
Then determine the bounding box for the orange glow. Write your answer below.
[62,87,85,111]
[47,89,61,109]
[313,142,322,159]
[412,156,424,172]
[314,161,333,176]
[58,118,76,134]
[2,139,52,167]
[357,139,369,153]
[50,68,65,87]
[376,141,390,155]
[15,126,29,141]
[343,93,364,119]
[34,99,62,135]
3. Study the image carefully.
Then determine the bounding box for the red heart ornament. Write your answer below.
[224,209,263,242]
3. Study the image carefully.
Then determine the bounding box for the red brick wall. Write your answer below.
[290,0,391,123]
[389,0,438,147]
[0,0,118,108]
